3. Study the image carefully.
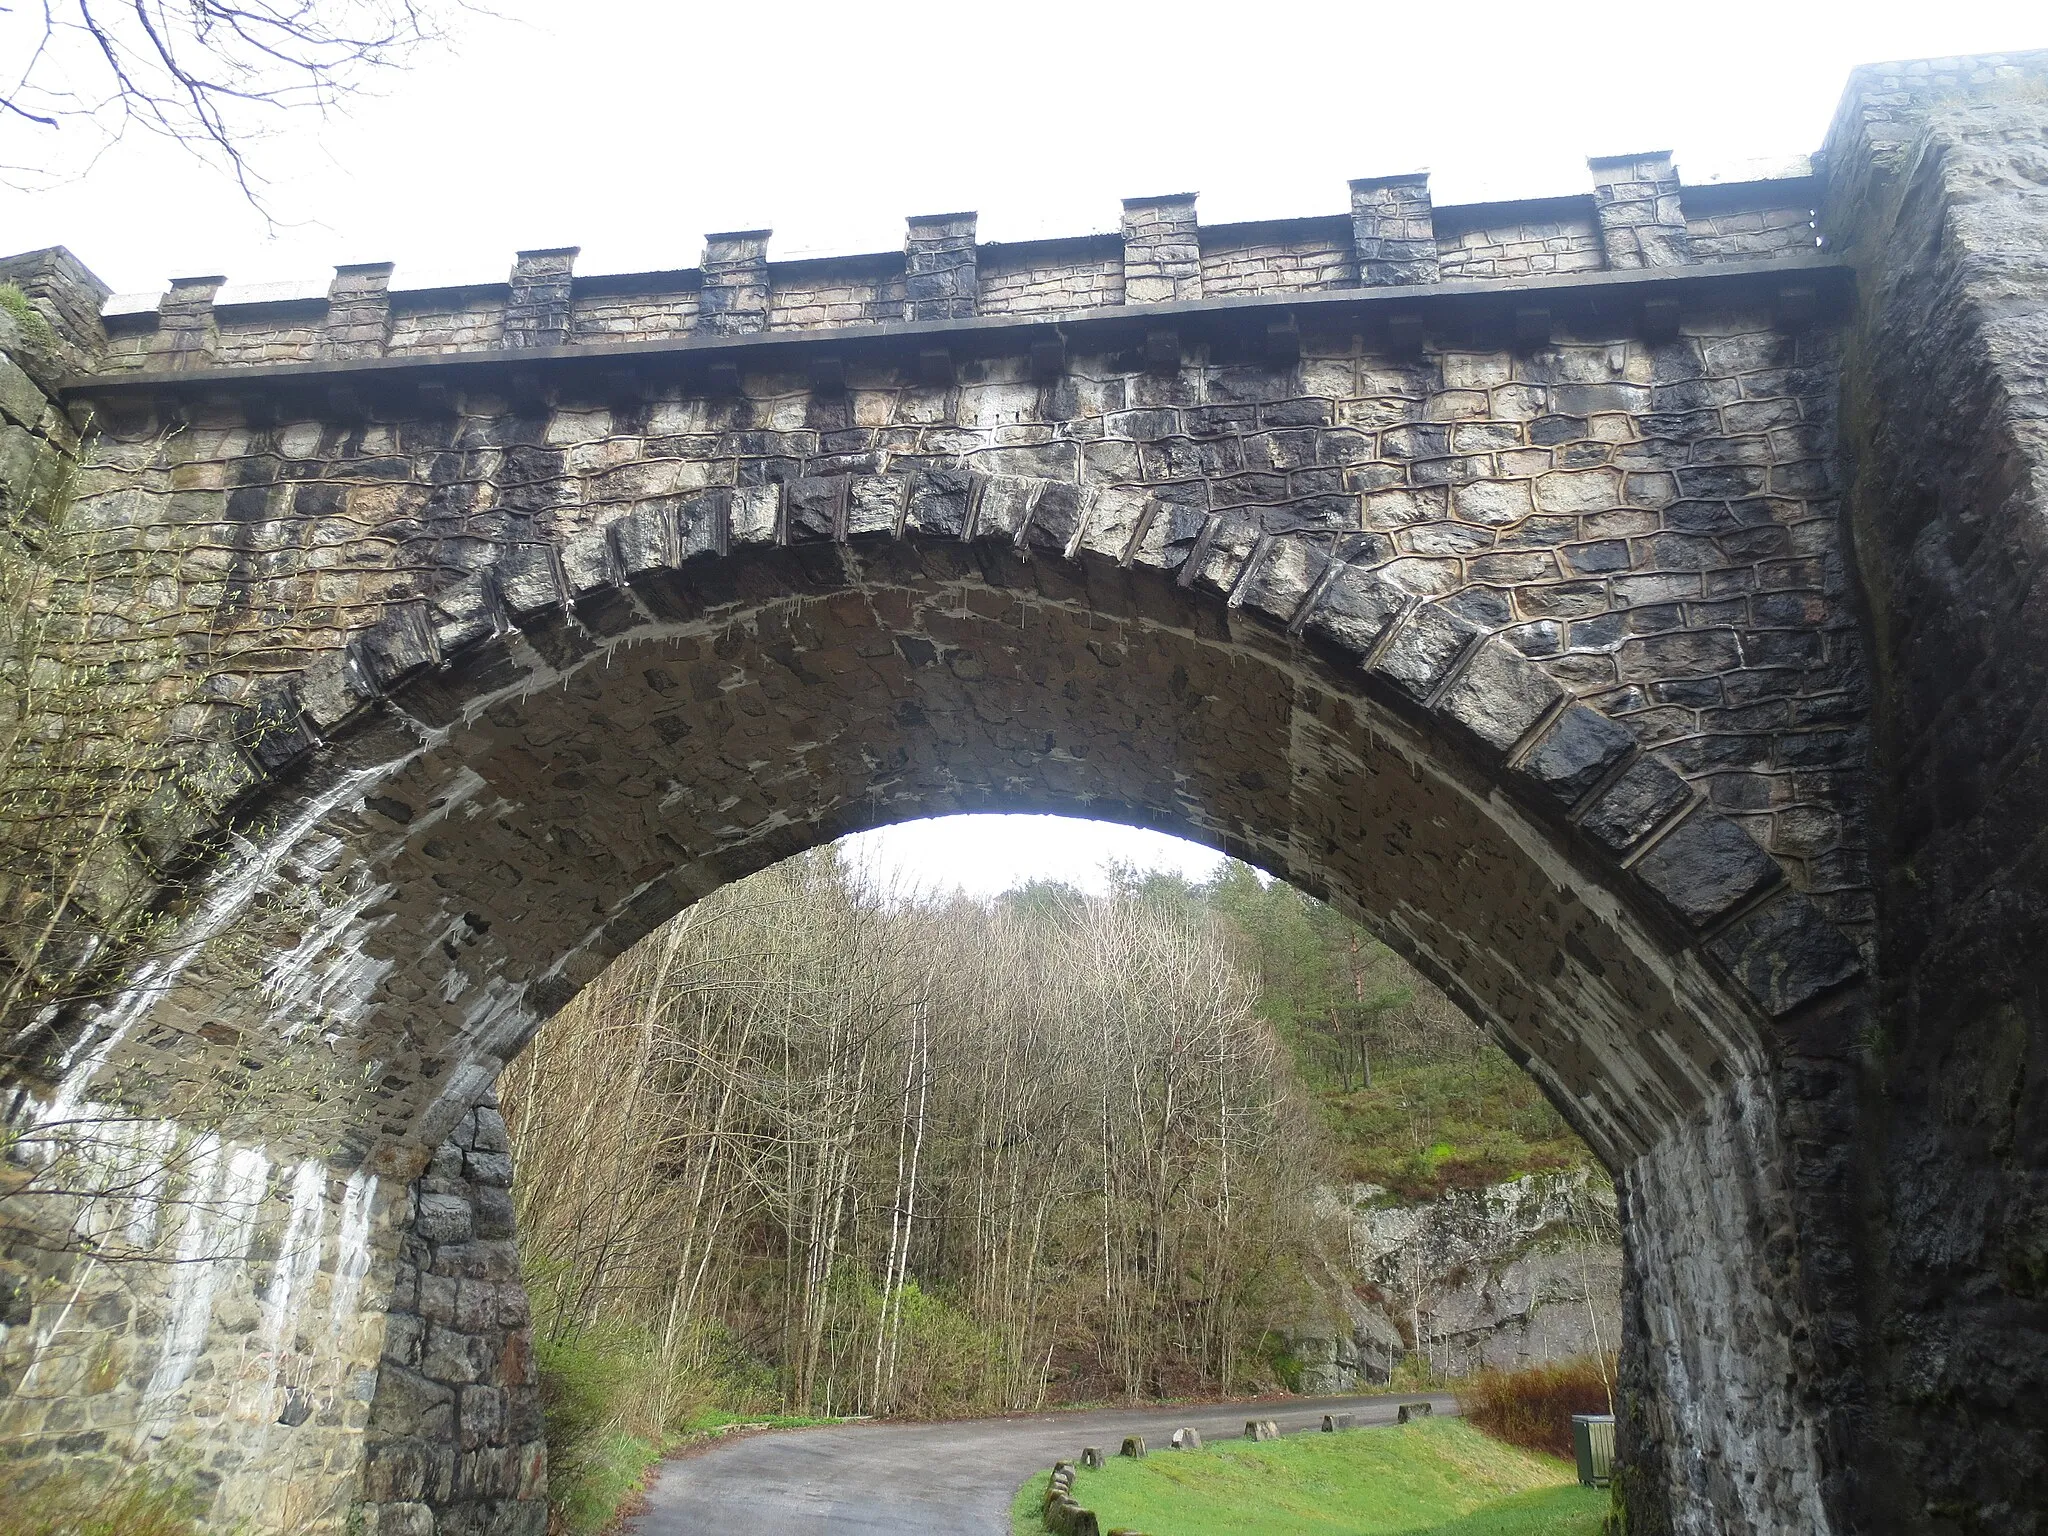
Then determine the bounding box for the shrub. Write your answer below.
[0,284,54,345]
[1458,1356,1616,1461]
[0,1461,203,1536]
[533,1319,674,1535]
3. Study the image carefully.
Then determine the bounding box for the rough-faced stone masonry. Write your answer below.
[0,50,2043,1536]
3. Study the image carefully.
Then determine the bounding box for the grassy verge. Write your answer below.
[1009,1418,1603,1536]
[0,1463,203,1536]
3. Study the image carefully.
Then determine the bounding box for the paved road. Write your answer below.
[624,1391,1460,1535]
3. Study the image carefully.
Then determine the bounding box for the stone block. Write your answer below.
[418,1272,459,1324]
[415,1194,474,1246]
[1305,565,1407,657]
[1632,809,1781,928]
[906,468,972,539]
[459,1385,506,1450]
[360,1504,435,1536]
[1368,604,1477,703]
[1452,479,1534,526]
[383,1313,425,1369]
[515,1439,547,1501]
[230,687,315,775]
[423,1325,495,1386]
[429,576,500,659]
[361,1438,433,1503]
[1579,756,1693,855]
[472,1108,511,1153]
[473,1186,517,1242]
[367,1369,453,1437]
[494,544,566,621]
[611,502,678,578]
[1516,705,1635,808]
[1434,638,1568,760]
[728,484,779,546]
[464,1150,514,1189]
[1024,480,1087,554]
[454,1280,504,1333]
[0,353,52,432]
[1238,535,1326,625]
[0,420,38,502]
[1073,485,1152,564]
[558,529,619,603]
[785,475,845,541]
[355,605,439,692]
[1706,890,1862,1016]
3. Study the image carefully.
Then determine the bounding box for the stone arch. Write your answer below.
[25,464,1863,1534]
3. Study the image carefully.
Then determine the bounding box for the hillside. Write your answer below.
[1185,862,1596,1201]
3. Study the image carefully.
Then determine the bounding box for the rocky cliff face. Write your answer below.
[1276,1169,1621,1393]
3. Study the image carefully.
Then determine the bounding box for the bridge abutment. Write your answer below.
[1824,53,2048,1530]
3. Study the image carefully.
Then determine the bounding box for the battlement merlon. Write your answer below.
[27,158,1834,391]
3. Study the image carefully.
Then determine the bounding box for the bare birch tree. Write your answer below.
[500,852,1334,1431]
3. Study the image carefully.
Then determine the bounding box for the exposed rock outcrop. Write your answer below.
[1276,1169,1621,1391]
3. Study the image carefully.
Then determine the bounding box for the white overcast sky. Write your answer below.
[842,816,1225,899]
[4,1,2042,297]
[3,0,2040,893]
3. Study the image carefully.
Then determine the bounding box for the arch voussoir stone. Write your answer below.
[177,461,1858,1056]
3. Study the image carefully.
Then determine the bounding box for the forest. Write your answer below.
[499,846,1597,1524]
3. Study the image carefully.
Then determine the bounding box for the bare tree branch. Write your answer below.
[0,0,462,215]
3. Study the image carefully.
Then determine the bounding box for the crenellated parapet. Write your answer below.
[49,158,1824,381]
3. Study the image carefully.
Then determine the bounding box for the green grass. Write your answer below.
[0,1462,203,1536]
[548,1427,666,1536]
[1316,1054,1592,1200]
[0,284,47,335]
[1009,1418,1604,1536]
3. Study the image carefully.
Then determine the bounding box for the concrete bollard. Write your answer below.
[1081,1445,1104,1469]
[1120,1434,1147,1459]
[1321,1412,1355,1432]
[1244,1418,1279,1441]
[1397,1402,1433,1424]
[1170,1427,1201,1450]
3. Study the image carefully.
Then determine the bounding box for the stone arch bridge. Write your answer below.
[0,50,2043,1536]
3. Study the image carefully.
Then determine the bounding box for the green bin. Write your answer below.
[1572,1414,1615,1487]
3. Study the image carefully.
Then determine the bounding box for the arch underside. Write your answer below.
[128,538,1766,1170]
